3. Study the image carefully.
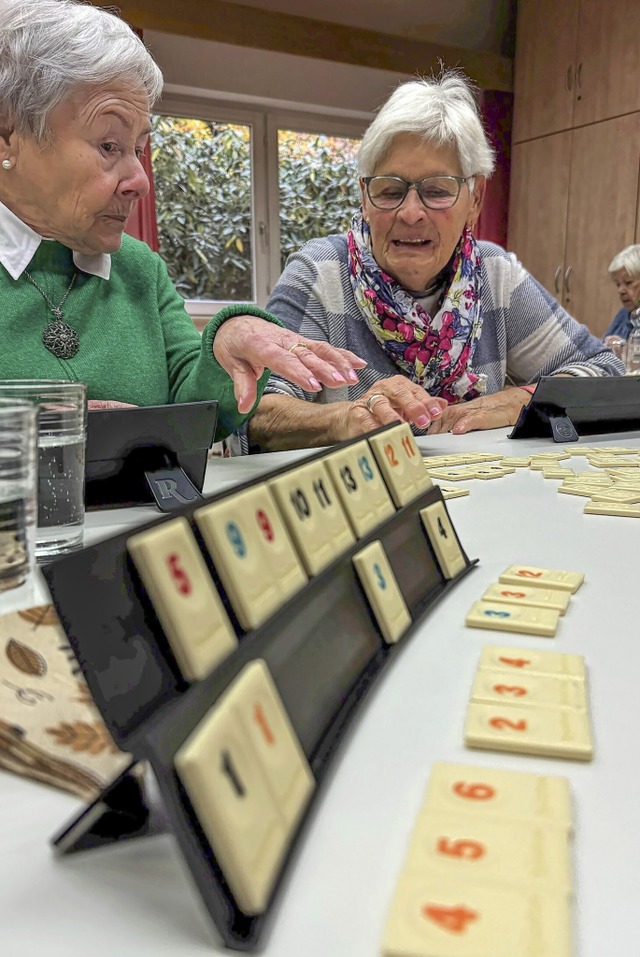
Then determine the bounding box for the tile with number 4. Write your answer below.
[478,645,586,680]
[420,500,467,579]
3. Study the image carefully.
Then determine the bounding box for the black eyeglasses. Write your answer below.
[362,175,472,211]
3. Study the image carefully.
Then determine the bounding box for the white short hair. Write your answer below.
[608,244,640,279]
[358,70,496,180]
[0,0,163,144]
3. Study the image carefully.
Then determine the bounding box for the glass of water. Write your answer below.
[0,381,87,560]
[0,398,38,611]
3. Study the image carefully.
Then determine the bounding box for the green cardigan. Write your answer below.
[0,236,281,441]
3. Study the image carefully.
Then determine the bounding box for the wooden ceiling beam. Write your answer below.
[112,0,513,91]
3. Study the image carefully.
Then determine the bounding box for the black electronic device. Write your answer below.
[85,400,218,510]
[43,423,477,951]
[509,375,640,442]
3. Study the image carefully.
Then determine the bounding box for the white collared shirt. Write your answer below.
[0,200,111,280]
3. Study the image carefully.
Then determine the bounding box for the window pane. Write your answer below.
[278,131,361,271]
[150,116,253,301]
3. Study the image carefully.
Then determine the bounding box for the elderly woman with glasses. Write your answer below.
[603,244,640,348]
[247,71,622,451]
[0,0,364,436]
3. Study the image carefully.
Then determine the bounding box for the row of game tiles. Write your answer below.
[127,424,459,686]
[129,498,463,687]
[423,444,640,475]
[381,759,575,957]
[465,643,593,762]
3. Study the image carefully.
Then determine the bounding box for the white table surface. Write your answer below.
[2,428,639,956]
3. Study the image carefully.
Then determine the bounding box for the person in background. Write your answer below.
[0,0,365,440]
[247,70,623,452]
[603,244,640,347]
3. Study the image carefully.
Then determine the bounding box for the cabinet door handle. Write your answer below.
[566,65,574,91]
[576,62,583,89]
[554,266,562,294]
[564,265,572,294]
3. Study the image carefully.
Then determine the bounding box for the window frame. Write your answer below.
[154,91,368,318]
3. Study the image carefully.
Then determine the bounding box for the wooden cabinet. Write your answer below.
[512,0,579,142]
[513,0,640,143]
[509,0,640,338]
[508,114,640,337]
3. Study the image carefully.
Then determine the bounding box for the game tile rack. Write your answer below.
[43,421,478,952]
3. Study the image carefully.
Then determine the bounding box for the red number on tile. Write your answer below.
[422,904,478,934]
[515,569,543,578]
[256,508,275,542]
[436,837,485,860]
[254,703,275,745]
[384,443,399,467]
[452,781,495,800]
[489,717,527,731]
[500,590,526,598]
[401,435,416,458]
[493,684,528,697]
[498,656,531,668]
[167,553,191,596]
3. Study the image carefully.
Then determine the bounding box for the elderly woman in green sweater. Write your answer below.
[0,0,364,440]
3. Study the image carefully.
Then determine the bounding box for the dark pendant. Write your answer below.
[42,319,79,360]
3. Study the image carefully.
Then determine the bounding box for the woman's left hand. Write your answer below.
[427,387,531,435]
[213,316,367,413]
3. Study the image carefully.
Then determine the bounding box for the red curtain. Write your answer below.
[124,141,159,252]
[476,90,513,249]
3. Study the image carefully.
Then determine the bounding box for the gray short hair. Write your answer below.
[608,244,640,279]
[358,71,496,181]
[0,0,163,143]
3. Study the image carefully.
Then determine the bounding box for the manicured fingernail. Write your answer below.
[308,377,321,390]
[348,370,359,382]
[416,415,430,427]
[429,406,442,417]
[332,372,347,383]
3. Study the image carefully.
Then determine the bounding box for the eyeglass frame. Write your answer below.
[361,174,474,211]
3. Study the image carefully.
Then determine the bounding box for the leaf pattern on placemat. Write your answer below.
[5,638,47,677]
[17,605,59,628]
[45,720,118,755]
[73,681,94,706]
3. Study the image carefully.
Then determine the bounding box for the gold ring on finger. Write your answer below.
[365,392,385,414]
[287,341,308,353]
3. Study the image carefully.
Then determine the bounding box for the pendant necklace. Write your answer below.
[23,269,80,360]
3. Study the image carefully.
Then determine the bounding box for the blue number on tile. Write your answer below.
[483,609,511,618]
[373,562,387,590]
[226,521,246,558]
[358,454,374,481]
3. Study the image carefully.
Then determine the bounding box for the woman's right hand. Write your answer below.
[340,376,448,439]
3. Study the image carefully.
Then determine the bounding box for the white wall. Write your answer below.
[146,30,416,119]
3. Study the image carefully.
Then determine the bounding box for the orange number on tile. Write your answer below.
[256,508,275,542]
[498,656,531,668]
[437,837,485,860]
[489,717,527,731]
[493,684,527,697]
[254,703,275,745]
[453,781,495,800]
[167,553,191,596]
[384,443,399,467]
[500,590,526,598]
[516,569,543,578]
[422,904,478,934]
[401,435,416,457]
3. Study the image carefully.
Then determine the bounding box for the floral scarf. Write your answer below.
[347,210,484,402]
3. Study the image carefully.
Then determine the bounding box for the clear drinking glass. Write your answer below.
[0,381,87,560]
[0,398,38,612]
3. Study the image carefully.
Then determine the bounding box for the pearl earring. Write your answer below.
[2,159,13,170]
